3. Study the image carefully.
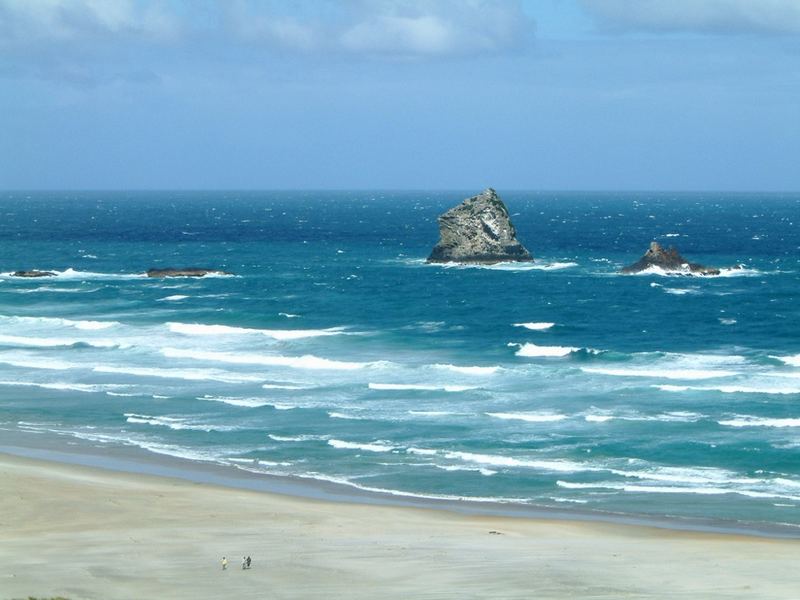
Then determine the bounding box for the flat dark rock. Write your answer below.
[621,242,720,276]
[146,268,232,278]
[427,188,533,264]
[12,270,57,278]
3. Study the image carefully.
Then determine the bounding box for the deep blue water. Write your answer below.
[1,190,799,529]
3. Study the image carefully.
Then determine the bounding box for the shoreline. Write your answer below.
[2,450,800,599]
[2,428,799,540]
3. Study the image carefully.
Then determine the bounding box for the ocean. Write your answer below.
[1,190,799,532]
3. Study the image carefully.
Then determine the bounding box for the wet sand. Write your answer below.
[1,452,798,599]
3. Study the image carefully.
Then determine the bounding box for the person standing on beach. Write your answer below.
[242,556,247,570]
[246,556,251,569]
[221,556,228,570]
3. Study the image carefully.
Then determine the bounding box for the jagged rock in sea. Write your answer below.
[621,242,720,276]
[426,188,533,264]
[12,270,57,278]
[146,268,232,278]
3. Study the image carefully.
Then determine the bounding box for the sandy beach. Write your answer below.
[0,452,797,599]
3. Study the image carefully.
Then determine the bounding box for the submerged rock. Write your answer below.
[12,270,57,278]
[427,188,533,264]
[621,242,720,276]
[146,268,232,278]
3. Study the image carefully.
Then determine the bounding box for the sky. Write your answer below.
[0,0,798,191]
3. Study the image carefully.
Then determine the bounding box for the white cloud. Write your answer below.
[0,0,179,42]
[581,0,800,34]
[226,0,533,57]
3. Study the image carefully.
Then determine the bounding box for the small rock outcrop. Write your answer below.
[12,270,57,278]
[621,242,720,276]
[427,189,533,264]
[146,268,232,278]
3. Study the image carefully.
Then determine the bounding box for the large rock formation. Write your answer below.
[621,242,720,276]
[427,189,533,264]
[12,270,57,278]
[146,268,232,278]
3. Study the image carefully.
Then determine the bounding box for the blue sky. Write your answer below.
[1,0,798,190]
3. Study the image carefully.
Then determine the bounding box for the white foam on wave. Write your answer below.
[124,412,237,432]
[1,268,145,281]
[167,322,348,341]
[584,414,615,423]
[583,410,704,424]
[718,416,800,428]
[368,383,477,392]
[0,315,118,330]
[433,364,500,376]
[328,439,395,453]
[656,383,800,395]
[328,411,367,420]
[510,342,578,357]
[556,480,800,502]
[158,295,189,302]
[8,286,101,294]
[0,334,122,349]
[0,357,77,370]
[444,451,592,473]
[268,434,326,442]
[0,380,128,393]
[407,447,439,456]
[486,412,567,423]
[513,322,555,331]
[94,365,264,383]
[773,354,800,367]
[628,265,761,278]
[433,260,577,272]
[262,383,308,390]
[583,366,739,380]
[200,395,279,408]
[433,464,496,476]
[279,312,300,318]
[161,347,376,371]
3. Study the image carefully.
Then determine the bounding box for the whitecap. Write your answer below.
[0,334,122,349]
[513,322,555,331]
[328,439,395,453]
[582,367,739,380]
[1,268,145,280]
[718,416,800,428]
[368,383,477,392]
[0,380,127,393]
[486,412,567,423]
[0,315,118,330]
[167,322,348,340]
[157,295,189,302]
[773,354,800,367]
[200,395,278,408]
[406,447,439,456]
[328,412,367,420]
[433,364,500,376]
[94,365,264,383]
[444,451,592,473]
[161,347,376,371]
[656,383,800,395]
[268,434,326,442]
[433,464,496,476]
[584,414,615,423]
[510,342,578,357]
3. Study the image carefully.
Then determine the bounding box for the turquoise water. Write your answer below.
[1,191,799,529]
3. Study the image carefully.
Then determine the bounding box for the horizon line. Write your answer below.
[2,188,799,195]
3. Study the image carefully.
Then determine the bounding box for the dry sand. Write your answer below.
[0,452,798,599]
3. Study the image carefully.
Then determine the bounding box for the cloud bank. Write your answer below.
[581,0,800,34]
